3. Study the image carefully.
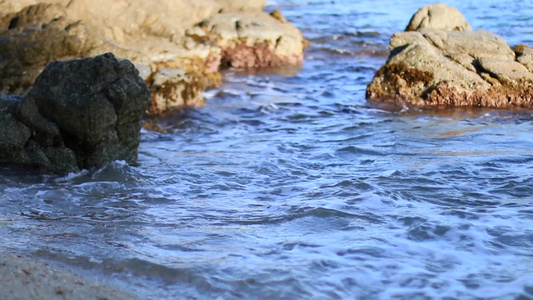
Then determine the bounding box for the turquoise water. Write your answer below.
[1,1,533,298]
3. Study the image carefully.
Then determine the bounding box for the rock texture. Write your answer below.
[367,3,533,108]
[0,0,304,114]
[0,53,150,173]
[190,10,305,68]
[405,3,472,32]
[147,68,207,115]
[0,3,97,95]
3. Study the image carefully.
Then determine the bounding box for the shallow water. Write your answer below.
[1,0,533,299]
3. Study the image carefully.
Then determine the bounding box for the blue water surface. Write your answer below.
[1,0,532,299]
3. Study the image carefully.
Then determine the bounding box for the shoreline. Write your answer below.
[0,251,141,300]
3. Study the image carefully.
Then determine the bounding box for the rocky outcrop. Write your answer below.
[189,10,305,68]
[0,53,150,173]
[0,0,304,114]
[366,3,533,108]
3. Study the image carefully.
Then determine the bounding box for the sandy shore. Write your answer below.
[0,252,141,300]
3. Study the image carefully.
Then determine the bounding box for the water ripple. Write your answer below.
[1,0,533,299]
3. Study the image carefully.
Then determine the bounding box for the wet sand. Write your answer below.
[0,252,140,300]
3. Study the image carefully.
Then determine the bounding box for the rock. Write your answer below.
[0,95,31,159]
[515,44,533,72]
[367,5,533,108]
[192,10,305,68]
[477,57,533,80]
[405,3,472,32]
[145,57,222,114]
[0,53,150,173]
[0,0,304,114]
[147,69,205,115]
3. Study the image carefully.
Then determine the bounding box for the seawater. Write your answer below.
[1,0,533,299]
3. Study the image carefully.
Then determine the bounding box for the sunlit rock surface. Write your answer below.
[367,3,533,108]
[190,10,305,68]
[0,0,304,114]
[405,3,472,32]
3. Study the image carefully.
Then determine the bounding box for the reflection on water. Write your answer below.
[1,0,533,299]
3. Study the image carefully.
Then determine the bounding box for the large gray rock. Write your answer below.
[0,53,150,173]
[147,68,206,115]
[515,44,533,72]
[367,5,533,108]
[0,3,99,94]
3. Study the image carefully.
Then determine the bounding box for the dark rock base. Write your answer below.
[0,53,150,174]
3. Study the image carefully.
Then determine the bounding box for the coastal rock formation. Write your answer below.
[0,3,99,94]
[147,68,206,115]
[366,3,533,108]
[0,53,150,173]
[0,0,304,114]
[189,10,305,68]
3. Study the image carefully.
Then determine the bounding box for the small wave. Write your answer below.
[336,145,386,156]
[222,207,384,225]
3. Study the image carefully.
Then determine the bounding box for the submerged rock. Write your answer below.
[367,3,533,108]
[0,53,150,173]
[0,0,304,114]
